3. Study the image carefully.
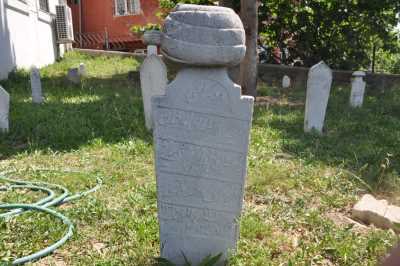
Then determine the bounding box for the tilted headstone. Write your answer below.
[67,68,80,84]
[0,85,10,133]
[350,71,366,108]
[140,30,167,130]
[30,67,44,104]
[79,63,87,76]
[282,75,291,88]
[304,61,332,133]
[152,4,254,265]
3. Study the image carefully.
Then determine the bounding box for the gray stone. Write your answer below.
[352,194,400,233]
[30,67,44,104]
[161,4,245,66]
[304,61,332,134]
[282,75,291,88]
[67,68,81,84]
[350,71,366,108]
[79,63,87,76]
[143,30,161,46]
[0,85,10,133]
[153,5,253,265]
[140,55,167,130]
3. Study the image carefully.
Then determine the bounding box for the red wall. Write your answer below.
[68,0,161,37]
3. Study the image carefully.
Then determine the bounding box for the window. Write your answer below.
[39,0,49,12]
[115,0,141,16]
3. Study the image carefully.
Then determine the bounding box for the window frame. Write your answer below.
[114,0,141,17]
[38,0,49,13]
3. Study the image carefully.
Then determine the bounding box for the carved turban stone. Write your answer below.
[161,4,246,66]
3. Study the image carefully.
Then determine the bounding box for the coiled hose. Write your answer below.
[0,169,103,265]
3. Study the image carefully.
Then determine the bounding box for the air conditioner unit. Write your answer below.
[55,5,74,43]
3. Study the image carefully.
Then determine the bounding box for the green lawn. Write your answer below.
[0,52,399,265]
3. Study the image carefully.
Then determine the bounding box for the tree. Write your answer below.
[258,0,400,70]
[240,0,258,97]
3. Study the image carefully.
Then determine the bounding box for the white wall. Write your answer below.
[0,0,63,80]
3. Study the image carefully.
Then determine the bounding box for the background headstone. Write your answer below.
[140,30,167,130]
[152,4,253,265]
[143,30,161,56]
[350,71,366,108]
[0,85,10,133]
[140,56,168,130]
[304,61,332,134]
[79,63,87,76]
[282,75,291,88]
[30,67,44,104]
[67,68,81,84]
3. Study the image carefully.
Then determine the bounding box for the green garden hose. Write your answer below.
[0,170,103,265]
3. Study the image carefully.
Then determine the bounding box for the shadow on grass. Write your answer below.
[252,86,400,189]
[0,71,150,158]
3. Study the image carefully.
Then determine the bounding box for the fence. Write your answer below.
[74,32,142,52]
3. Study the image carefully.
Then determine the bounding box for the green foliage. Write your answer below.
[375,47,400,74]
[130,23,161,35]
[259,0,400,70]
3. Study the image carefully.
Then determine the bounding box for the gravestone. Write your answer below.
[67,68,80,84]
[0,85,10,133]
[282,75,291,88]
[30,67,44,104]
[79,63,87,76]
[304,61,332,134]
[140,30,167,130]
[152,4,253,265]
[350,71,366,108]
[144,30,160,56]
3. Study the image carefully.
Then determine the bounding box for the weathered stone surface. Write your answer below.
[153,67,253,265]
[143,30,161,46]
[350,71,366,108]
[161,4,245,66]
[304,61,332,133]
[352,194,400,233]
[140,55,168,130]
[30,67,44,104]
[282,75,291,88]
[79,63,87,76]
[0,85,10,133]
[147,45,158,56]
[67,68,81,84]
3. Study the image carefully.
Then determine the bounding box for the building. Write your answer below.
[67,0,161,51]
[0,0,70,80]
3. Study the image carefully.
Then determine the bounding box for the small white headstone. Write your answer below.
[147,45,158,56]
[0,85,10,133]
[30,67,44,104]
[350,71,366,108]
[79,63,87,76]
[282,75,291,88]
[140,55,168,130]
[304,61,332,134]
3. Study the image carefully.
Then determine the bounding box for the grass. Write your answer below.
[0,51,399,265]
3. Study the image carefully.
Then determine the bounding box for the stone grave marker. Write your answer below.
[350,71,366,108]
[79,63,87,76]
[30,67,44,104]
[152,4,254,265]
[282,75,291,88]
[67,68,80,84]
[140,30,167,130]
[304,61,332,133]
[0,85,10,133]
